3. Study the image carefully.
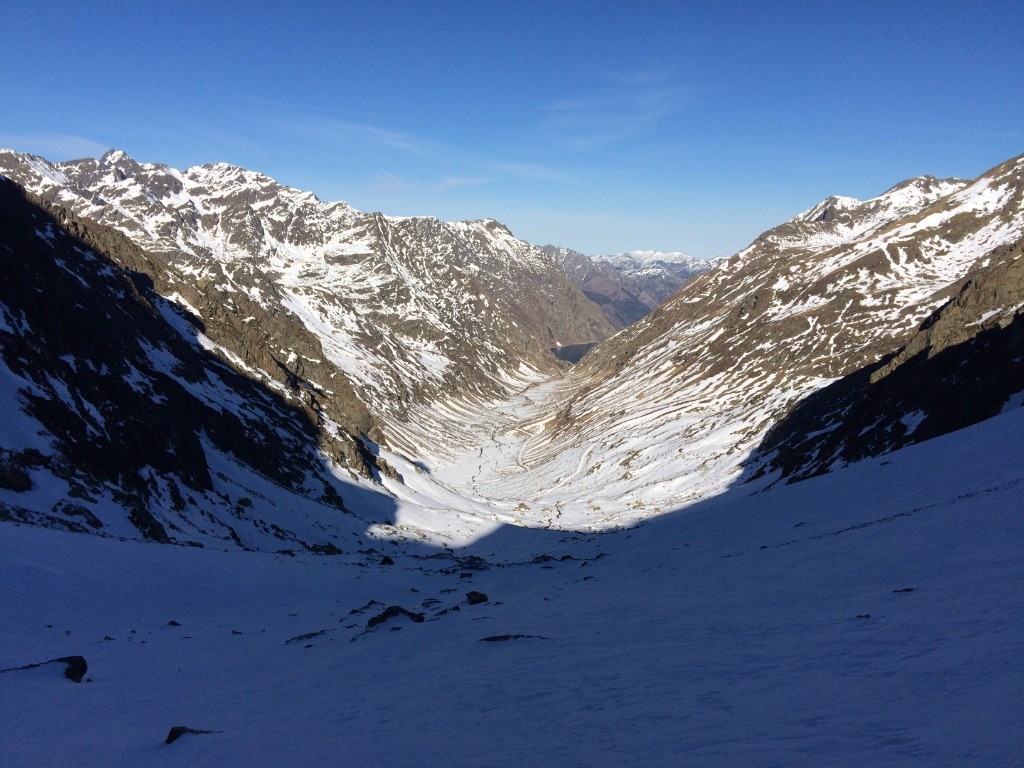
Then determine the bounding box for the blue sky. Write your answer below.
[2,1,1022,257]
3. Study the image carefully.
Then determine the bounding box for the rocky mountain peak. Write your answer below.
[99,148,130,164]
[797,195,861,223]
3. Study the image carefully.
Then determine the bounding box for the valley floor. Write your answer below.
[376,369,753,542]
[3,408,1023,766]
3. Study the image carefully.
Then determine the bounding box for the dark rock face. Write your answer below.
[55,502,103,529]
[454,555,490,571]
[465,591,489,605]
[58,656,88,683]
[0,180,367,548]
[285,629,333,645]
[127,507,171,543]
[308,542,344,556]
[748,237,1024,483]
[0,460,33,492]
[165,726,219,745]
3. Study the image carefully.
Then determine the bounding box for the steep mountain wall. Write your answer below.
[0,180,389,550]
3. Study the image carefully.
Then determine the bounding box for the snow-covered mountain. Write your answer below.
[0,149,613,464]
[596,248,714,272]
[2,148,1023,548]
[749,235,1024,483]
[543,245,721,329]
[0,179,400,550]
[594,250,724,304]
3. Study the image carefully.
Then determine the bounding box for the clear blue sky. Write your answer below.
[2,1,1022,257]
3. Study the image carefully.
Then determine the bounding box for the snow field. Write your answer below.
[3,406,1023,766]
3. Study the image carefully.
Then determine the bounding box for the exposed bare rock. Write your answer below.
[365,605,425,628]
[0,655,87,683]
[165,726,220,745]
[748,237,1024,483]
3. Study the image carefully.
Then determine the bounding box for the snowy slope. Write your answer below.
[748,237,1024,483]
[2,404,1022,767]
[0,178,409,550]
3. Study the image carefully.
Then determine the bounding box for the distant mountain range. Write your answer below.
[541,245,721,329]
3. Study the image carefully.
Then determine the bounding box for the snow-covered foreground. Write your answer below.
[3,409,1023,767]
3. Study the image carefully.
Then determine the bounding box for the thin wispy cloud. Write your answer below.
[276,114,446,157]
[260,102,579,192]
[245,98,388,124]
[490,161,579,184]
[545,71,686,151]
[0,132,109,160]
[366,172,490,197]
[607,70,680,87]
[435,176,489,191]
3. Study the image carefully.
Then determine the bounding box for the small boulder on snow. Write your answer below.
[0,655,88,683]
[165,726,220,745]
[366,606,424,629]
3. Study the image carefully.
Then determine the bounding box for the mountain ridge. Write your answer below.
[0,147,615,462]
[2,147,1022,545]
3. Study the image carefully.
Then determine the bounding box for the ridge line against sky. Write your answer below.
[1,0,1021,258]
